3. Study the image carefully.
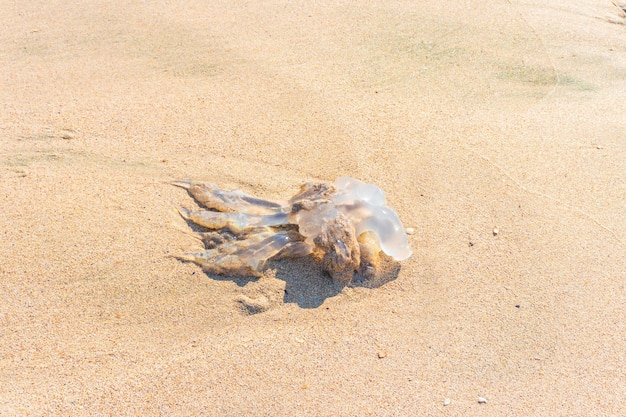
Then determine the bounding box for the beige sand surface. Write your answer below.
[1,0,625,415]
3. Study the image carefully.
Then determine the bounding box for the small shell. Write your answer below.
[405,227,415,235]
[478,397,487,404]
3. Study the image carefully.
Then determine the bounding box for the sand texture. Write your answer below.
[1,0,625,415]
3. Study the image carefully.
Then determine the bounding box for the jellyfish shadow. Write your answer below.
[195,254,401,310]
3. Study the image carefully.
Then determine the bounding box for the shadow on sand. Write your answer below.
[197,254,401,310]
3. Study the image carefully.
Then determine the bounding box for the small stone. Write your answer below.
[492,227,499,236]
[377,350,387,359]
[478,397,487,404]
[60,129,76,140]
[405,227,415,235]
[443,398,451,406]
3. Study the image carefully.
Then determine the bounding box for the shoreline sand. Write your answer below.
[1,0,625,415]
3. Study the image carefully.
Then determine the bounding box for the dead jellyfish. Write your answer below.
[173,177,412,282]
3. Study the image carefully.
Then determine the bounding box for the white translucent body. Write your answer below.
[333,177,412,261]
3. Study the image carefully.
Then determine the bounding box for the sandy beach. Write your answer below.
[1,0,625,415]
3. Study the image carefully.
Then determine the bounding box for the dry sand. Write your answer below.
[1,0,625,415]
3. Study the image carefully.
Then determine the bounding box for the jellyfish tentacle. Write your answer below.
[179,230,303,276]
[178,208,289,233]
[172,180,288,215]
